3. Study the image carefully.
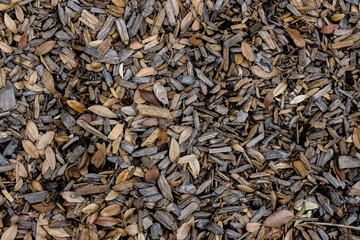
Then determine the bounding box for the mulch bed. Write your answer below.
[0,0,360,239]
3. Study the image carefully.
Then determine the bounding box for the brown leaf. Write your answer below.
[177,220,191,240]
[22,140,39,158]
[91,147,106,168]
[263,210,294,227]
[169,138,180,162]
[88,105,118,118]
[26,119,39,142]
[45,146,56,171]
[18,33,27,50]
[42,69,57,94]
[157,128,168,146]
[94,216,119,227]
[264,90,274,108]
[251,66,281,79]
[35,40,56,55]
[82,203,100,213]
[245,223,262,232]
[135,67,156,77]
[140,90,161,107]
[4,13,17,34]
[285,28,306,48]
[100,204,121,216]
[1,224,17,240]
[67,100,85,112]
[189,35,204,46]
[37,131,55,150]
[290,95,308,104]
[145,165,160,182]
[32,203,55,213]
[273,82,287,97]
[179,127,192,144]
[320,24,339,34]
[43,226,70,238]
[353,128,360,149]
[242,41,254,61]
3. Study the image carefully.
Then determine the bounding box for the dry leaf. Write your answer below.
[94,216,119,227]
[14,5,23,22]
[177,220,191,240]
[1,224,17,240]
[88,105,118,118]
[290,95,308,104]
[285,28,306,48]
[189,35,204,46]
[45,146,56,171]
[91,147,106,168]
[136,67,156,77]
[353,128,360,149]
[61,191,85,203]
[100,204,121,216]
[32,203,55,213]
[242,41,254,61]
[26,119,39,142]
[67,100,85,112]
[264,90,274,108]
[179,127,192,144]
[273,82,287,97]
[178,154,197,164]
[158,128,168,146]
[43,226,70,238]
[320,24,339,34]
[35,40,56,55]
[22,140,39,158]
[263,210,294,227]
[85,62,103,72]
[4,13,17,34]
[9,159,27,178]
[18,33,27,50]
[189,157,200,178]
[154,82,169,105]
[42,69,57,94]
[245,223,261,232]
[145,165,160,182]
[251,66,280,79]
[140,90,161,107]
[125,224,139,235]
[82,203,100,213]
[169,138,180,162]
[37,131,55,150]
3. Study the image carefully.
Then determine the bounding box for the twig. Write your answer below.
[301,222,360,231]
